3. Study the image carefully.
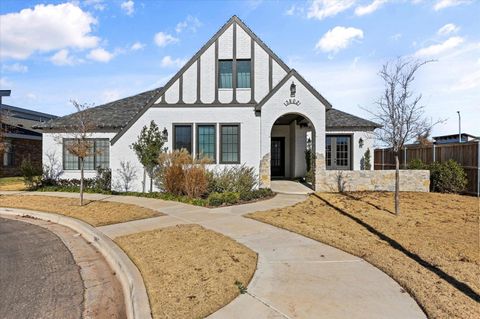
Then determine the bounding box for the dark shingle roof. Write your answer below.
[38,88,161,131]
[326,108,380,130]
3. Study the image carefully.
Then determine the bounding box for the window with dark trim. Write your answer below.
[218,59,251,89]
[2,140,14,167]
[237,60,251,88]
[219,60,233,88]
[173,124,193,154]
[197,124,216,161]
[63,138,109,170]
[220,124,240,164]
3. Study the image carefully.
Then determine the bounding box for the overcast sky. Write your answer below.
[1,0,479,138]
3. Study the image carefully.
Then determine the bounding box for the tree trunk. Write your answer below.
[80,158,84,206]
[142,168,146,193]
[149,174,153,193]
[394,153,400,215]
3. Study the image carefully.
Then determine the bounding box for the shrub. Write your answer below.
[20,159,42,190]
[207,192,240,206]
[239,188,274,201]
[363,148,372,170]
[208,165,257,194]
[156,149,211,197]
[408,158,427,170]
[95,167,111,191]
[42,151,63,186]
[430,160,467,193]
[115,161,137,192]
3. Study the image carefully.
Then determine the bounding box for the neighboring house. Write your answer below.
[433,133,478,144]
[39,16,395,192]
[1,103,57,177]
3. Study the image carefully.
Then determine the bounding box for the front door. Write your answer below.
[326,135,351,170]
[271,137,285,177]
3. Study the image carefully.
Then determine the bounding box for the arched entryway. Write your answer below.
[270,113,315,188]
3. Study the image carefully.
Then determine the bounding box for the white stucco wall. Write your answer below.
[109,106,260,192]
[326,130,375,170]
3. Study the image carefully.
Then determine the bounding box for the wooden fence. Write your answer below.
[374,141,479,195]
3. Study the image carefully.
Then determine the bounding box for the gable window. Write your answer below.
[197,124,216,161]
[219,60,233,88]
[63,138,109,170]
[237,60,251,88]
[173,124,193,154]
[220,124,240,164]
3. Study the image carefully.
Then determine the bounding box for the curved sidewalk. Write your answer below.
[1,191,426,319]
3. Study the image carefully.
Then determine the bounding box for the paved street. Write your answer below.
[0,217,84,319]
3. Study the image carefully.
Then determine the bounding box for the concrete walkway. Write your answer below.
[270,180,314,195]
[1,191,426,319]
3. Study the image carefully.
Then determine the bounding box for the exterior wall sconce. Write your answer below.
[290,81,296,97]
[162,127,168,141]
[359,138,364,148]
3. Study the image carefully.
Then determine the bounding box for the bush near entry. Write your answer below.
[408,159,467,193]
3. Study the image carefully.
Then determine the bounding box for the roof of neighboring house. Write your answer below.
[1,103,57,134]
[38,88,162,131]
[433,133,478,140]
[326,108,381,130]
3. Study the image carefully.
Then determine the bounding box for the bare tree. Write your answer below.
[55,101,98,206]
[116,160,138,192]
[365,57,438,215]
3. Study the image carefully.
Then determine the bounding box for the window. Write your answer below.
[63,138,110,170]
[325,135,351,170]
[219,60,233,88]
[197,124,216,161]
[220,124,240,164]
[3,140,14,167]
[237,60,251,88]
[173,124,193,154]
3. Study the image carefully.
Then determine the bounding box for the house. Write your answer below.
[38,16,429,193]
[1,102,57,177]
[433,133,478,144]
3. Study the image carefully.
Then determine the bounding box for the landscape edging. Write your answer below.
[0,207,152,319]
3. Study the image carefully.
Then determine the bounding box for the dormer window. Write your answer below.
[218,59,251,89]
[219,60,233,88]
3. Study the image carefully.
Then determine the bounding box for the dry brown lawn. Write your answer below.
[0,195,162,226]
[115,224,257,319]
[247,192,480,319]
[0,177,25,191]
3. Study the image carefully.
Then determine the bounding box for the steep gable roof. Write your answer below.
[255,69,333,111]
[38,88,161,131]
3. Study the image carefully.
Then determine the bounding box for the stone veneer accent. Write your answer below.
[259,152,271,188]
[315,170,430,192]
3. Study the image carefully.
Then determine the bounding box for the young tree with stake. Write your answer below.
[56,101,98,206]
[366,57,438,215]
[131,121,166,192]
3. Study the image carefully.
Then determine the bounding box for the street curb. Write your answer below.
[0,207,152,319]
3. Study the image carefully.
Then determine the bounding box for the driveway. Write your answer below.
[0,217,84,319]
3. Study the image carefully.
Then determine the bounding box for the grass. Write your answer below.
[0,177,25,191]
[247,192,479,319]
[115,224,257,319]
[0,195,162,226]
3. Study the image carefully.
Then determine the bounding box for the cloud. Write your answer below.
[101,89,122,103]
[307,0,355,20]
[354,0,387,16]
[316,26,364,54]
[175,16,202,33]
[50,49,78,65]
[414,36,464,57]
[433,0,470,10]
[130,42,145,51]
[120,0,135,16]
[451,69,480,91]
[0,3,99,60]
[154,32,179,47]
[2,63,28,73]
[437,23,460,36]
[83,0,106,11]
[160,56,187,68]
[87,48,114,62]
[0,77,13,88]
